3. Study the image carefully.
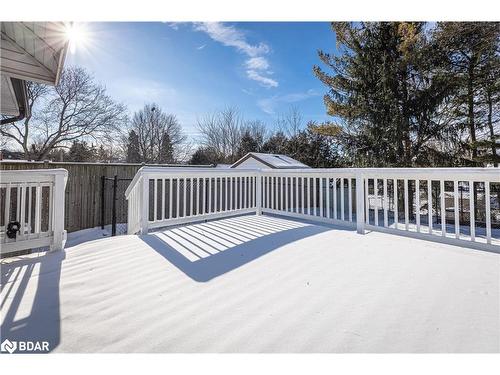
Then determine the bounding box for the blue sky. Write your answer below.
[66,22,338,140]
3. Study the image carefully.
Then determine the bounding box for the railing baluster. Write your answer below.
[191,178,195,216]
[326,177,331,219]
[238,177,244,210]
[485,181,491,244]
[229,177,233,210]
[270,177,273,210]
[292,177,299,214]
[313,177,317,216]
[383,178,388,227]
[243,176,247,209]
[415,180,420,232]
[279,177,284,211]
[183,178,187,217]
[333,178,338,220]
[454,180,459,239]
[221,177,224,211]
[48,184,53,234]
[227,176,230,210]
[28,184,32,234]
[374,178,378,226]
[176,178,180,218]
[393,179,398,229]
[261,176,265,209]
[20,183,26,236]
[162,179,166,220]
[348,178,352,222]
[208,177,212,213]
[169,178,173,219]
[440,179,446,237]
[404,179,409,231]
[285,177,288,212]
[469,180,475,241]
[153,178,158,221]
[427,180,432,234]
[301,177,305,214]
[252,176,256,207]
[16,186,21,221]
[307,178,311,215]
[340,178,345,221]
[320,177,323,217]
[214,177,218,212]
[35,183,41,234]
[364,178,369,224]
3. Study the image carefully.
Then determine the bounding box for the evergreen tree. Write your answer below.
[189,147,219,165]
[261,132,289,154]
[159,132,174,163]
[287,123,342,168]
[66,141,97,162]
[313,22,455,167]
[236,130,260,159]
[434,22,500,165]
[126,130,141,163]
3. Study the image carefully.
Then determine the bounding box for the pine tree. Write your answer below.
[159,132,174,164]
[313,22,455,167]
[261,132,288,154]
[434,22,500,165]
[126,130,141,163]
[66,141,97,162]
[287,123,342,168]
[236,130,260,159]
[189,147,218,165]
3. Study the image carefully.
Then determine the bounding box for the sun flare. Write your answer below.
[65,23,89,54]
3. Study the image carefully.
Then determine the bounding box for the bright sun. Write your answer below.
[65,23,89,54]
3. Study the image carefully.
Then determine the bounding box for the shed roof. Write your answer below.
[231,152,310,169]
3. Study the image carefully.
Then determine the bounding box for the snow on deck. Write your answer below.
[1,215,498,353]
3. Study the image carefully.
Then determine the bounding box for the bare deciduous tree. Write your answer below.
[276,105,304,138]
[0,66,127,160]
[241,120,268,150]
[196,107,246,162]
[128,103,188,163]
[1,82,49,158]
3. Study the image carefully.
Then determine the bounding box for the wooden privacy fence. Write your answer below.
[0,161,213,233]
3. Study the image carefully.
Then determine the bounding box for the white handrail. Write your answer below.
[125,166,499,252]
[0,168,68,254]
[125,167,260,235]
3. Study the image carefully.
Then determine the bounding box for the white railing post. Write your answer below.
[355,171,365,234]
[140,174,149,235]
[256,173,262,215]
[50,170,68,251]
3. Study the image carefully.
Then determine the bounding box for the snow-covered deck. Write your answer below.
[1,214,499,353]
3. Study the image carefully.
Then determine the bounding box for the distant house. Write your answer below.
[231,152,310,169]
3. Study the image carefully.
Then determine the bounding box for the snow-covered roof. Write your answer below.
[231,152,310,169]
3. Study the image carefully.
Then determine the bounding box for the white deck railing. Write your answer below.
[125,167,260,235]
[126,167,499,252]
[0,169,68,255]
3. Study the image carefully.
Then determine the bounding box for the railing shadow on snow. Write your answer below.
[138,214,349,282]
[0,251,64,353]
